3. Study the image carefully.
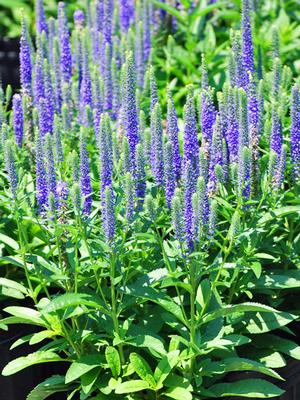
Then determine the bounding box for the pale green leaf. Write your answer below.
[2,351,62,376]
[129,353,156,388]
[115,380,150,394]
[65,355,103,384]
[163,386,193,400]
[105,347,121,379]
[154,350,180,389]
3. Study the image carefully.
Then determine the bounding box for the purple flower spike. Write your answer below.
[208,115,223,192]
[231,30,246,89]
[38,98,49,138]
[34,52,44,105]
[44,133,57,205]
[143,0,151,62]
[201,89,216,147]
[123,52,139,165]
[58,2,72,83]
[104,43,113,112]
[74,9,85,27]
[291,85,300,180]
[150,103,164,186]
[166,95,181,180]
[238,146,251,199]
[184,86,199,178]
[95,0,104,32]
[150,66,158,113]
[43,59,54,134]
[241,0,255,85]
[270,106,282,157]
[12,94,23,148]
[102,186,115,243]
[80,129,93,215]
[80,36,93,125]
[164,141,176,208]
[35,0,48,35]
[273,144,287,190]
[192,177,209,240]
[183,160,195,249]
[119,0,133,32]
[103,0,113,45]
[99,113,113,196]
[4,140,18,199]
[135,20,144,88]
[248,74,259,134]
[20,15,32,96]
[56,180,69,209]
[35,131,48,211]
[225,87,239,163]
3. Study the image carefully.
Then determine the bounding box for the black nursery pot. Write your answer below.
[0,37,20,90]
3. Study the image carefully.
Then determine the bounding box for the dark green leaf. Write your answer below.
[26,375,71,400]
[207,379,284,398]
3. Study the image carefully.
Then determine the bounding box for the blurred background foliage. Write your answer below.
[152,0,300,108]
[0,0,299,108]
[0,0,86,38]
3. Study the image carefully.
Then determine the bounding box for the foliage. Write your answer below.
[0,0,300,399]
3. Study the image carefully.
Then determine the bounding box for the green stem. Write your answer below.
[110,249,125,364]
[188,259,197,377]
[15,208,35,303]
[155,226,189,326]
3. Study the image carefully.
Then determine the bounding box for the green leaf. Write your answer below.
[258,206,300,225]
[154,350,180,389]
[164,374,193,391]
[250,262,262,279]
[190,2,224,23]
[253,334,300,360]
[115,380,150,394]
[249,272,300,289]
[81,368,100,395]
[150,0,185,23]
[2,351,62,376]
[221,358,283,381]
[4,306,46,326]
[127,334,166,357]
[202,303,278,324]
[163,386,193,400]
[43,293,108,315]
[105,347,121,379]
[29,330,57,345]
[196,279,211,313]
[26,375,71,400]
[129,353,156,388]
[10,334,33,350]
[243,311,296,334]
[0,233,19,250]
[0,278,28,294]
[207,379,284,398]
[65,355,103,384]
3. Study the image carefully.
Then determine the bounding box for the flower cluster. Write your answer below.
[1,0,299,253]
